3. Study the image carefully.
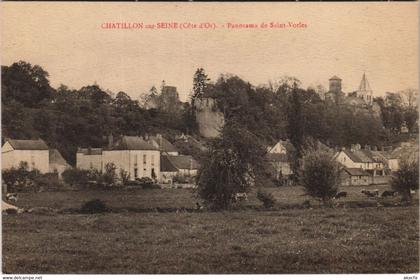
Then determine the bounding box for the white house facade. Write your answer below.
[1,139,50,173]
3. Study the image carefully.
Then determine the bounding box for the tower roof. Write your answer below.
[358,73,372,92]
[329,75,342,81]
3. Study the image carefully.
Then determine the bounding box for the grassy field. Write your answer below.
[2,185,419,274]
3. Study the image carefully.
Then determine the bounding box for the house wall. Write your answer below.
[388,159,399,171]
[341,174,371,186]
[336,151,384,175]
[102,150,160,180]
[178,168,198,177]
[76,153,103,171]
[49,163,68,178]
[269,143,287,154]
[2,143,49,173]
[160,171,177,184]
[335,152,361,168]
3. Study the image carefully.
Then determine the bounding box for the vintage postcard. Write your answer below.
[1,2,418,278]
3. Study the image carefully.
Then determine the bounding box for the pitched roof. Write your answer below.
[6,139,49,150]
[160,155,178,172]
[49,149,70,166]
[166,155,199,170]
[342,149,377,163]
[266,153,289,162]
[77,148,103,155]
[149,136,178,153]
[343,167,370,176]
[111,136,158,151]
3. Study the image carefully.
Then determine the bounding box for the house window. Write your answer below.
[134,155,138,166]
[151,155,155,167]
[143,154,147,165]
[134,168,138,179]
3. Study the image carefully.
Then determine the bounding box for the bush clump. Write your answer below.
[257,190,276,208]
[299,147,341,206]
[391,160,419,202]
[80,199,109,214]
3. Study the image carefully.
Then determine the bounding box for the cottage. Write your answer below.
[341,167,372,186]
[389,142,419,171]
[2,139,49,173]
[49,149,71,178]
[160,155,178,184]
[266,140,293,185]
[334,145,385,176]
[147,134,179,155]
[165,155,199,177]
[76,148,103,171]
[102,136,160,181]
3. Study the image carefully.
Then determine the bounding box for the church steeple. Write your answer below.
[357,73,373,105]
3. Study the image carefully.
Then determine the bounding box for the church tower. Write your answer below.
[357,73,373,105]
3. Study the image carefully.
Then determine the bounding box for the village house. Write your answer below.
[49,149,71,178]
[102,136,160,181]
[334,144,385,177]
[2,139,50,173]
[388,141,419,171]
[77,136,161,181]
[147,134,179,156]
[165,155,199,177]
[76,148,103,171]
[266,140,293,185]
[341,167,372,186]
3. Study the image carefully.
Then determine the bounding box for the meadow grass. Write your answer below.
[2,185,419,274]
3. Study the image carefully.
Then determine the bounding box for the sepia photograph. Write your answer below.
[1,2,419,276]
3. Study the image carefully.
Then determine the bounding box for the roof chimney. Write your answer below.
[108,134,113,149]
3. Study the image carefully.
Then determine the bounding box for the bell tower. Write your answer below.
[357,73,373,105]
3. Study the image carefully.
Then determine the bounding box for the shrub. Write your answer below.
[80,199,109,214]
[136,177,160,189]
[119,169,130,185]
[391,160,419,202]
[197,121,268,210]
[173,174,188,184]
[299,147,341,205]
[62,168,90,186]
[34,173,63,191]
[2,161,40,192]
[102,163,117,186]
[257,190,276,208]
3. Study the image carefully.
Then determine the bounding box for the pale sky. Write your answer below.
[1,2,418,102]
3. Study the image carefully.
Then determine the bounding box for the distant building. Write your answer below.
[160,155,178,184]
[325,73,380,117]
[76,148,103,171]
[165,155,199,177]
[77,136,160,181]
[147,134,179,156]
[195,98,225,138]
[49,149,71,178]
[2,139,49,173]
[334,145,385,176]
[341,167,372,186]
[266,140,293,184]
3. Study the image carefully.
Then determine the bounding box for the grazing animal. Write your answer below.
[195,202,203,210]
[410,190,416,195]
[334,191,347,199]
[361,189,378,197]
[381,190,398,198]
[234,192,248,202]
[5,193,18,202]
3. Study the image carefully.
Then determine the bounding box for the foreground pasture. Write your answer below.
[3,207,418,273]
[2,185,419,273]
